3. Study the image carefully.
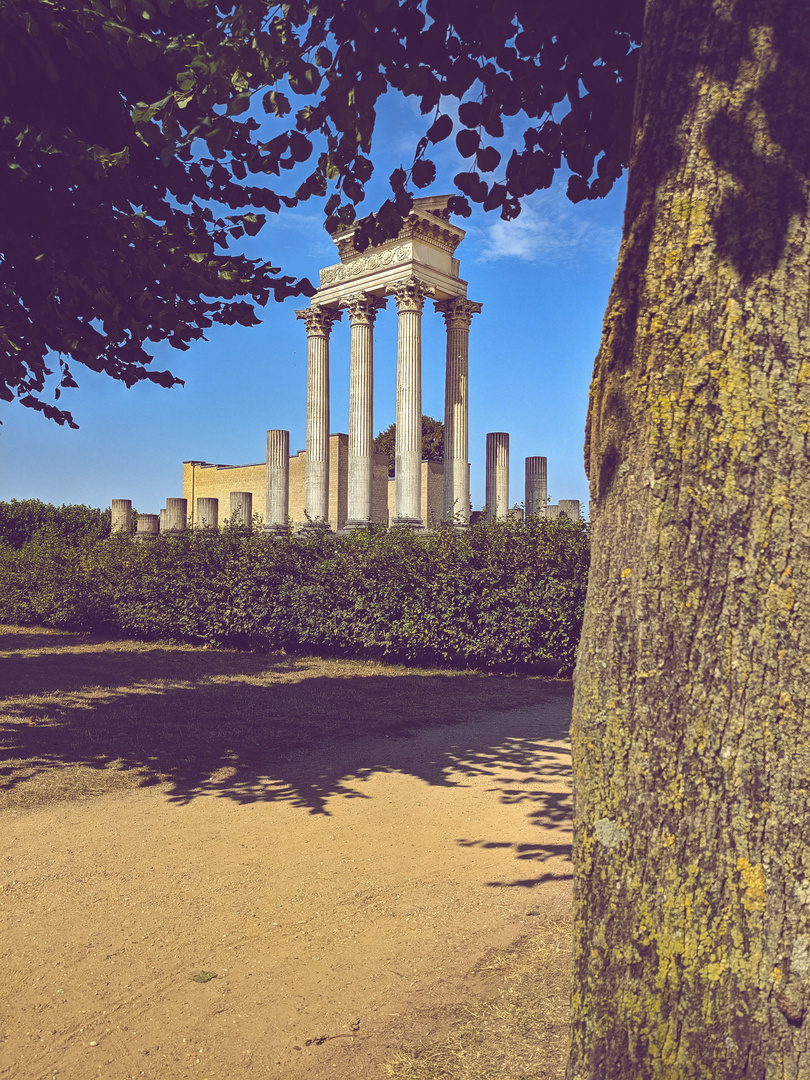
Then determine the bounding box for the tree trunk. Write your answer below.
[570,1,810,1076]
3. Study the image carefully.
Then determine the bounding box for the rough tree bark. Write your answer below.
[571,1,810,1077]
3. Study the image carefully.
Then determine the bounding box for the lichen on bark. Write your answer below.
[570,2,810,1077]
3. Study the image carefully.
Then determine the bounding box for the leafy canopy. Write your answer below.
[1,0,642,426]
[374,415,444,476]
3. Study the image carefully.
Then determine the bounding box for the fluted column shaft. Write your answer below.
[136,514,159,541]
[296,305,341,525]
[485,433,510,519]
[111,499,132,535]
[229,491,253,529]
[346,294,386,528]
[265,429,290,532]
[165,498,187,533]
[525,456,548,518]
[436,298,482,525]
[393,278,430,526]
[196,498,218,531]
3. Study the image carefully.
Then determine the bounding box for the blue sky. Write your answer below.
[0,93,626,517]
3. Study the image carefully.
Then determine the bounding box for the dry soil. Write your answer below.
[1,628,573,1080]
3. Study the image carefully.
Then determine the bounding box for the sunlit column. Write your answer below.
[392,278,431,528]
[295,305,341,527]
[345,293,386,529]
[435,297,482,526]
[485,432,510,519]
[525,456,548,518]
[264,429,290,534]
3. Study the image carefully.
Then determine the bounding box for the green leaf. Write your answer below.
[458,100,483,128]
[242,213,265,236]
[476,145,501,172]
[411,158,436,188]
[288,63,321,96]
[262,90,290,117]
[454,172,488,203]
[288,132,312,163]
[227,93,252,116]
[456,129,479,158]
[206,123,231,158]
[426,114,452,144]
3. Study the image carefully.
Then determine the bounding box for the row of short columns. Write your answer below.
[485,445,581,522]
[110,494,254,538]
[112,451,580,541]
[296,279,482,531]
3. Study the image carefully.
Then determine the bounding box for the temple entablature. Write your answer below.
[314,196,468,307]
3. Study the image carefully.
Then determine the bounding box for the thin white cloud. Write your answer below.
[476,186,622,264]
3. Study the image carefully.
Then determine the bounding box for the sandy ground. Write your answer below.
[2,693,573,1080]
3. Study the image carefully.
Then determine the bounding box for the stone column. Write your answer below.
[485,433,510,520]
[135,514,160,541]
[264,429,290,534]
[159,509,168,533]
[345,293,386,530]
[111,499,132,534]
[196,498,218,531]
[392,278,431,528]
[229,491,253,529]
[559,499,581,522]
[435,297,482,526]
[295,305,341,528]
[525,457,548,519]
[165,498,187,534]
[546,503,560,519]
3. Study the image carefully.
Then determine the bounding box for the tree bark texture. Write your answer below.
[571,1,810,1077]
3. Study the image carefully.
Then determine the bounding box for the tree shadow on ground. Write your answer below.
[1,627,573,885]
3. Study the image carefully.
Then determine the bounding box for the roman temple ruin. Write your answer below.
[112,196,584,533]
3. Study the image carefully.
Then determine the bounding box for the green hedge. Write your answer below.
[0,498,112,548]
[0,515,589,672]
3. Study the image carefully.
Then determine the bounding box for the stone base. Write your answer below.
[262,523,291,537]
[341,519,374,533]
[298,520,332,536]
[391,517,424,532]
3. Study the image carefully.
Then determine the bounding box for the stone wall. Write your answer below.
[385,460,444,528]
[182,461,265,527]
[183,435,391,531]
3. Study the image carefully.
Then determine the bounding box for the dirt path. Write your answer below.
[2,640,572,1080]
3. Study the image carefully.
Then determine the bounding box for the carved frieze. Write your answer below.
[321,244,411,286]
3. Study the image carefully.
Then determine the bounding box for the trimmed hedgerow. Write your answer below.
[0,515,589,672]
[0,498,112,548]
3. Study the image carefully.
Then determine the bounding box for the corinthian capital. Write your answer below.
[435,297,483,330]
[345,293,388,326]
[392,277,433,314]
[295,305,342,337]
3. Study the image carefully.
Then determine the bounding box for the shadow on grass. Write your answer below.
[1,626,573,885]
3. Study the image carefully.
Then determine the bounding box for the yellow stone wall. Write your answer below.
[386,460,445,527]
[182,435,394,531]
[182,460,265,527]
